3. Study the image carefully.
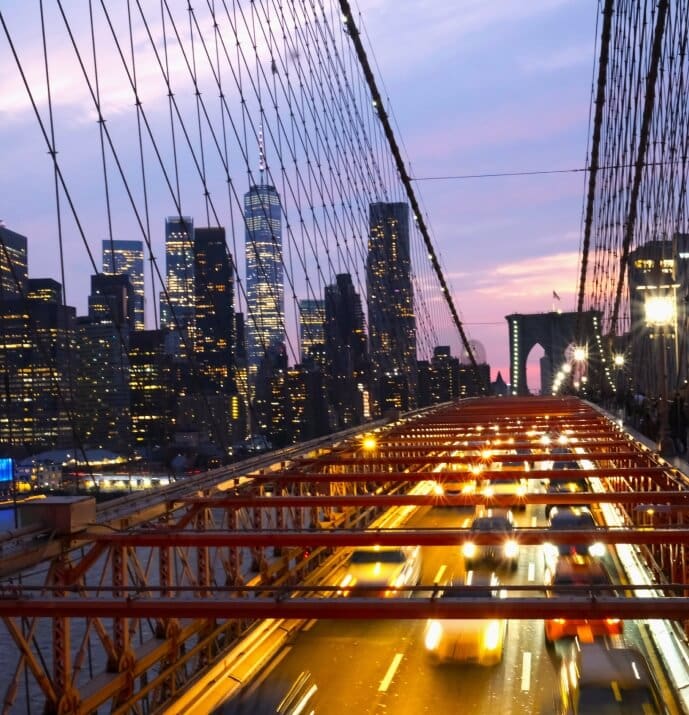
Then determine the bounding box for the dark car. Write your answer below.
[557,641,666,713]
[462,508,519,571]
[219,671,317,714]
[545,460,588,519]
[543,507,604,569]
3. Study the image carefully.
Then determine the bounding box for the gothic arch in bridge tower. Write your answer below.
[506,311,603,396]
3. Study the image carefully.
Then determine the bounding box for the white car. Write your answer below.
[339,545,421,597]
[424,571,507,665]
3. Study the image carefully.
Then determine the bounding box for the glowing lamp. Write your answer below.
[645,294,675,327]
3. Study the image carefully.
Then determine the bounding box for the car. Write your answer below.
[219,670,317,714]
[544,559,622,645]
[556,641,667,714]
[481,475,527,510]
[543,507,605,570]
[545,461,588,519]
[462,508,519,570]
[424,571,507,665]
[499,449,532,473]
[545,478,589,519]
[543,445,575,472]
[339,545,421,597]
[433,464,479,497]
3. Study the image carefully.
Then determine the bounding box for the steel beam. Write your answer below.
[296,451,646,466]
[181,491,689,509]
[243,467,676,483]
[85,528,689,548]
[1,596,689,620]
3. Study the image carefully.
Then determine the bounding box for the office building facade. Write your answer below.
[299,298,325,363]
[194,227,235,395]
[102,239,145,329]
[367,202,417,414]
[324,273,369,428]
[244,183,283,380]
[0,225,28,300]
[161,217,195,358]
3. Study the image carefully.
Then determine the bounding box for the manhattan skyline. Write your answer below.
[0,2,597,389]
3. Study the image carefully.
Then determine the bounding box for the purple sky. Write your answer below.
[358,0,598,387]
[0,1,598,391]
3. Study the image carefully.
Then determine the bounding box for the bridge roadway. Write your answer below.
[218,501,682,715]
[3,396,689,714]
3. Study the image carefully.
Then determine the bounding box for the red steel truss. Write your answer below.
[1,396,689,714]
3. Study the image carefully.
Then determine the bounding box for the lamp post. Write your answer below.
[644,287,676,457]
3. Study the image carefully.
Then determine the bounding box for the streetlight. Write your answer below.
[644,284,677,456]
[361,435,377,452]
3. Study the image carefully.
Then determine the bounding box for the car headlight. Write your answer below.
[516,484,526,497]
[463,542,477,558]
[462,482,476,494]
[340,574,355,589]
[425,620,443,651]
[504,539,519,558]
[484,620,501,650]
[433,482,444,496]
[543,542,558,560]
[483,486,494,497]
[588,542,605,558]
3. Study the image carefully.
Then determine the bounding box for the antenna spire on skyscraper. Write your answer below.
[258,121,266,185]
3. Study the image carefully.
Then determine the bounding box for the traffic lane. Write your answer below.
[227,500,671,713]
[368,616,560,715]
[248,613,560,714]
[316,504,560,714]
[251,523,560,713]
[261,618,424,713]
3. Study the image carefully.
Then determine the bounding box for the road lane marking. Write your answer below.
[433,564,447,584]
[303,619,317,631]
[521,651,532,691]
[531,515,538,527]
[527,561,535,582]
[379,653,404,692]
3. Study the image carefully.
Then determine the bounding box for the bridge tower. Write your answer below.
[506,310,604,396]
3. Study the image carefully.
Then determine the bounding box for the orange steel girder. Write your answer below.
[3,396,689,714]
[3,595,689,621]
[85,527,689,548]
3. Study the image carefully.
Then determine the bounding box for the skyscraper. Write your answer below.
[0,224,28,300]
[0,278,76,449]
[367,202,417,414]
[76,275,132,449]
[161,217,195,357]
[244,183,283,380]
[102,239,145,329]
[88,273,133,328]
[324,273,369,428]
[194,227,235,394]
[129,330,173,448]
[298,298,325,363]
